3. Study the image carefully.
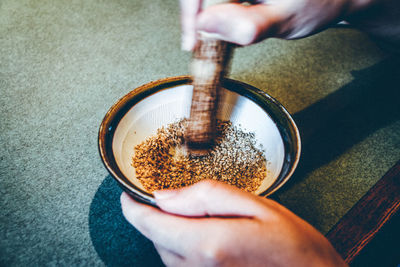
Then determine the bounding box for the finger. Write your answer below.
[121,192,206,255]
[196,3,281,45]
[180,0,203,50]
[154,180,273,218]
[154,244,186,267]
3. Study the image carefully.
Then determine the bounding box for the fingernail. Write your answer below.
[181,35,195,51]
[154,189,178,200]
[120,192,129,203]
[198,30,225,41]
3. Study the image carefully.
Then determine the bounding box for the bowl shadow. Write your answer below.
[89,175,164,267]
[280,56,400,192]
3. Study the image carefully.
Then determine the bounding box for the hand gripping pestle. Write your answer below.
[185,0,234,156]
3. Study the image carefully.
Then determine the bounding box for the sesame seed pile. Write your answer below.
[132,119,267,193]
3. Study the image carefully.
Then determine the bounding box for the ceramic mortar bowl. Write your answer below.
[98,76,301,206]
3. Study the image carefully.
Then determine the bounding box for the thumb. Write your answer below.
[154,180,269,217]
[196,3,280,46]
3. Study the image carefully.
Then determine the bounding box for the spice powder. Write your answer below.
[132,119,267,193]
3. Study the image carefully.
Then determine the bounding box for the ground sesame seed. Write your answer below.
[131,119,267,193]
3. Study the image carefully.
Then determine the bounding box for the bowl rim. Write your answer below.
[98,75,301,206]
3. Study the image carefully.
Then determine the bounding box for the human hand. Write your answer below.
[180,0,376,50]
[121,180,347,267]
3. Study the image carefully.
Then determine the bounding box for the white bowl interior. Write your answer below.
[112,84,285,195]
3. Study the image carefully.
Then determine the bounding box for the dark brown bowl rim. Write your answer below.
[98,76,301,206]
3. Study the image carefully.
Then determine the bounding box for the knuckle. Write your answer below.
[122,206,154,236]
[234,19,258,46]
[199,240,228,267]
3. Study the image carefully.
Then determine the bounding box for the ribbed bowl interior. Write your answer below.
[112,83,286,195]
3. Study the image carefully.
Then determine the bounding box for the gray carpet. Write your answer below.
[1,0,399,266]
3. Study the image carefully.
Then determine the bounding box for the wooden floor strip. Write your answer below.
[326,160,400,263]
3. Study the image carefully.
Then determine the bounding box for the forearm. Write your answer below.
[346,0,400,53]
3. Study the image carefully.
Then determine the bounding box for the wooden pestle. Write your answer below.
[185,0,233,155]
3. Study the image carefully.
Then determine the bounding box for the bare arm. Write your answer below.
[180,0,399,52]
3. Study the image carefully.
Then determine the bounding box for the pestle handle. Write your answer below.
[186,0,233,155]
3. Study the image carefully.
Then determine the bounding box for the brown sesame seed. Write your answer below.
[131,119,267,193]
